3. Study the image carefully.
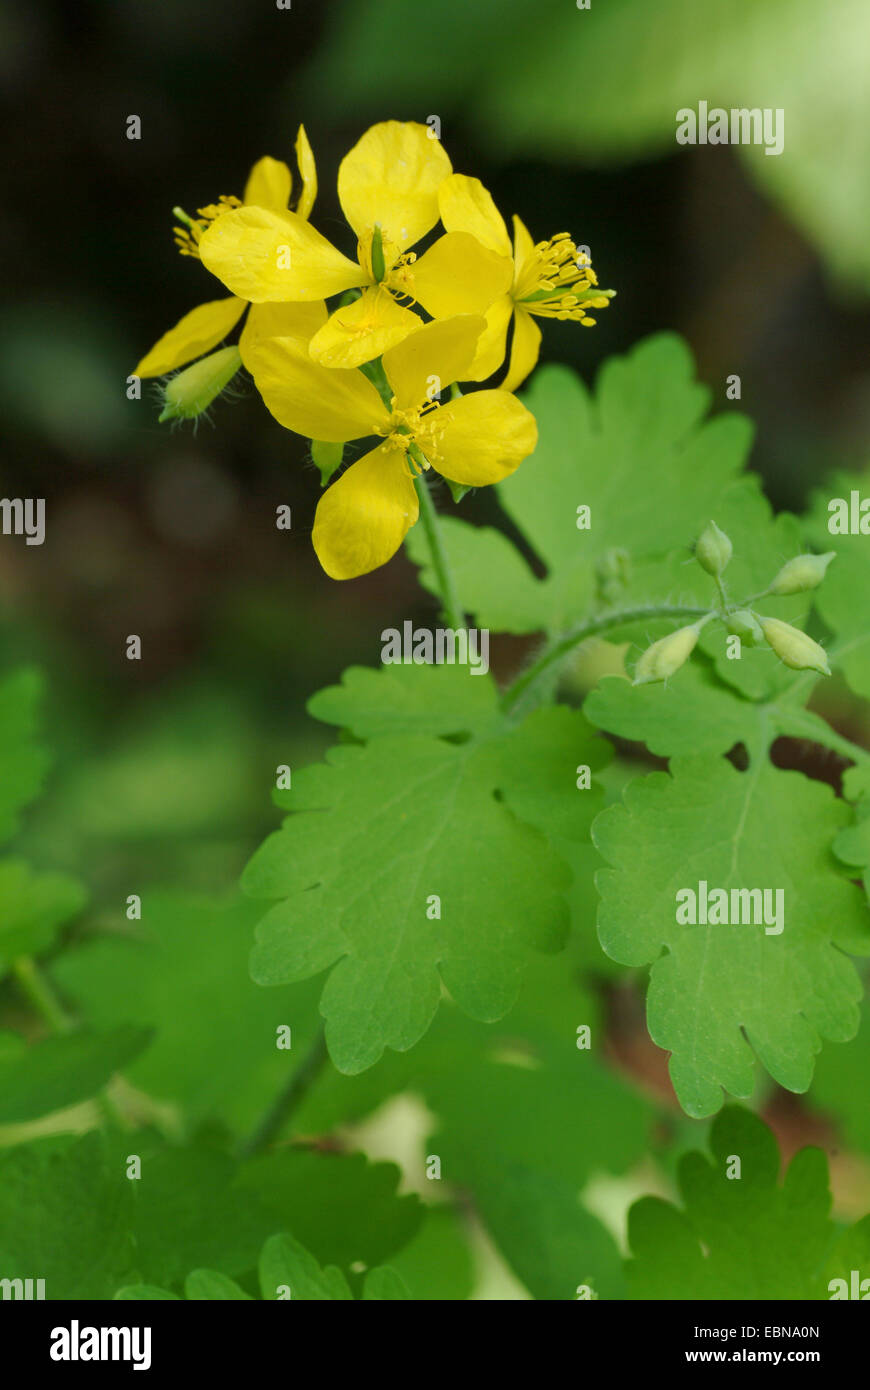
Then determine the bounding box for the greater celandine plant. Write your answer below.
[14,115,855,1301]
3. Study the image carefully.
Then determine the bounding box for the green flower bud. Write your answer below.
[726,609,764,646]
[311,439,344,488]
[159,345,242,422]
[768,551,835,595]
[760,617,831,676]
[695,521,732,577]
[633,624,700,686]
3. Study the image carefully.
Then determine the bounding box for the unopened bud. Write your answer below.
[726,609,764,646]
[158,345,242,422]
[760,617,831,676]
[768,551,835,596]
[695,521,732,577]
[633,624,700,686]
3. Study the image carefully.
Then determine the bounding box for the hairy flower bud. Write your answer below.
[633,624,700,686]
[768,551,835,596]
[159,346,242,422]
[760,617,831,676]
[726,609,764,646]
[695,521,732,577]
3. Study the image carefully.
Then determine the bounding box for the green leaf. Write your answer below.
[406,519,547,634]
[0,1025,152,1124]
[587,662,761,758]
[0,1130,418,1299]
[627,1107,855,1299]
[120,1236,407,1301]
[0,860,87,975]
[236,1150,422,1270]
[362,1266,411,1300]
[586,657,846,762]
[51,890,323,1135]
[308,661,502,740]
[114,1285,180,1300]
[410,339,754,636]
[0,668,50,841]
[594,755,870,1116]
[384,1206,474,1301]
[459,1157,625,1301]
[805,471,870,699]
[243,731,570,1073]
[809,994,870,1156]
[378,938,652,1300]
[258,1233,352,1300]
[184,1268,252,1300]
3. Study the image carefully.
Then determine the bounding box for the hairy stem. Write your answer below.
[412,467,465,632]
[236,1024,329,1160]
[501,604,711,714]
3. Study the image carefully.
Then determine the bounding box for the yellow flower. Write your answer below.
[240,313,538,579]
[197,122,513,371]
[438,174,615,391]
[133,126,318,380]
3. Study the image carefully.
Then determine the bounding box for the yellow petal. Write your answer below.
[199,206,366,303]
[437,174,511,257]
[240,300,328,358]
[382,315,484,413]
[134,297,247,377]
[511,213,537,292]
[404,232,513,320]
[337,121,451,253]
[241,332,388,443]
[501,305,542,392]
[313,441,419,580]
[308,289,422,369]
[465,295,514,382]
[426,390,537,486]
[295,124,317,221]
[243,156,292,211]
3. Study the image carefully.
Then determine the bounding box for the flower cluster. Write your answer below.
[633,522,835,685]
[135,121,614,579]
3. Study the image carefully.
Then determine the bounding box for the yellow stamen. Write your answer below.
[173,195,242,259]
[514,232,615,322]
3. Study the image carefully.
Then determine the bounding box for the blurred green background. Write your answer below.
[1,0,869,1081]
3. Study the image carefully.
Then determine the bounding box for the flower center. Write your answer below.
[173,197,242,259]
[514,233,613,323]
[377,397,448,469]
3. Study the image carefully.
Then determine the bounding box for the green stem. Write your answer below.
[501,604,711,715]
[236,1025,329,1160]
[12,955,133,1130]
[412,468,465,632]
[12,956,75,1034]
